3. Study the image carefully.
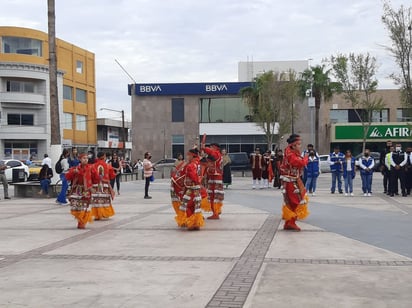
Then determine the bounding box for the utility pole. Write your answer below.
[47,0,61,183]
[48,0,60,145]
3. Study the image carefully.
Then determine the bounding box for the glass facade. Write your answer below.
[6,80,35,93]
[1,36,42,56]
[199,97,251,123]
[201,134,267,155]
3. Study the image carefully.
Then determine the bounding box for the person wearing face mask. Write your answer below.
[305,149,320,196]
[143,152,154,199]
[390,144,408,197]
[358,149,374,196]
[385,146,397,196]
[380,140,393,194]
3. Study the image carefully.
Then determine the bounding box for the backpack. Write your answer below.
[55,158,63,174]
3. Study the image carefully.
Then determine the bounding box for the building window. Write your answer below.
[63,113,73,129]
[76,60,83,74]
[172,134,184,159]
[76,88,87,103]
[171,98,184,122]
[6,80,34,93]
[199,97,251,123]
[329,110,348,123]
[76,115,87,131]
[7,113,34,126]
[1,36,42,56]
[371,109,389,122]
[397,108,412,122]
[63,85,73,100]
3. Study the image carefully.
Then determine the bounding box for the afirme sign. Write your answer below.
[334,124,412,141]
[128,82,252,96]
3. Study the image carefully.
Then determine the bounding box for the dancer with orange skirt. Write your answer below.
[175,149,204,230]
[170,158,186,214]
[202,143,224,219]
[280,134,309,231]
[91,152,116,220]
[65,153,99,229]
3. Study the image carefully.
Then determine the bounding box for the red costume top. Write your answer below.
[66,163,99,190]
[94,159,116,184]
[281,146,308,178]
[250,153,263,171]
[184,159,200,187]
[203,146,222,178]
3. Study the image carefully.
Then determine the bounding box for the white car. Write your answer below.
[319,155,331,173]
[0,159,30,182]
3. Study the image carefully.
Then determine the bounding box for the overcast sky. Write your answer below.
[1,0,409,121]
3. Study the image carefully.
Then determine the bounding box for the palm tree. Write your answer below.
[300,65,338,151]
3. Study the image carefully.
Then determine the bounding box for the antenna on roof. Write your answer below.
[114,59,137,84]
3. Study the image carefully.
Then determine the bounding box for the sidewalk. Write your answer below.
[0,178,411,308]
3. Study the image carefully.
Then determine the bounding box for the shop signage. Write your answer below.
[335,124,412,141]
[129,82,252,96]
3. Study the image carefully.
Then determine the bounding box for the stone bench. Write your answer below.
[12,181,62,198]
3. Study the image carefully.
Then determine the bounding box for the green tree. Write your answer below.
[299,65,336,151]
[329,53,386,152]
[382,1,412,107]
[240,71,294,150]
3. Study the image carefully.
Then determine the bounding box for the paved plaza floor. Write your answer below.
[0,176,411,308]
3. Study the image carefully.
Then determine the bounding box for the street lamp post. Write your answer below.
[100,108,125,150]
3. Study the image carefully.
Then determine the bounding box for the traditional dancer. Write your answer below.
[65,153,99,229]
[170,157,186,214]
[91,152,116,220]
[280,134,309,231]
[175,149,204,230]
[202,143,224,219]
[250,147,264,189]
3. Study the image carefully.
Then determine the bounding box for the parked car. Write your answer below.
[318,154,331,173]
[228,152,250,171]
[27,160,43,181]
[354,152,381,171]
[0,159,30,182]
[153,158,177,170]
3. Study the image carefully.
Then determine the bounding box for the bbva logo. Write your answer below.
[205,84,228,92]
[139,85,162,92]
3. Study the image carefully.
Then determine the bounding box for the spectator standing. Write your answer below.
[342,150,356,196]
[38,164,53,197]
[385,146,396,196]
[273,149,283,188]
[143,152,154,199]
[301,144,319,186]
[68,147,80,167]
[358,149,375,196]
[405,147,412,196]
[390,143,408,197]
[42,153,52,168]
[109,152,121,195]
[305,149,320,196]
[221,149,232,189]
[56,149,70,205]
[0,160,10,199]
[380,140,393,194]
[327,146,344,194]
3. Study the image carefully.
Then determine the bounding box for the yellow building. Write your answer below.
[0,26,96,160]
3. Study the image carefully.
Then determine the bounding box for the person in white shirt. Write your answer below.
[42,154,52,168]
